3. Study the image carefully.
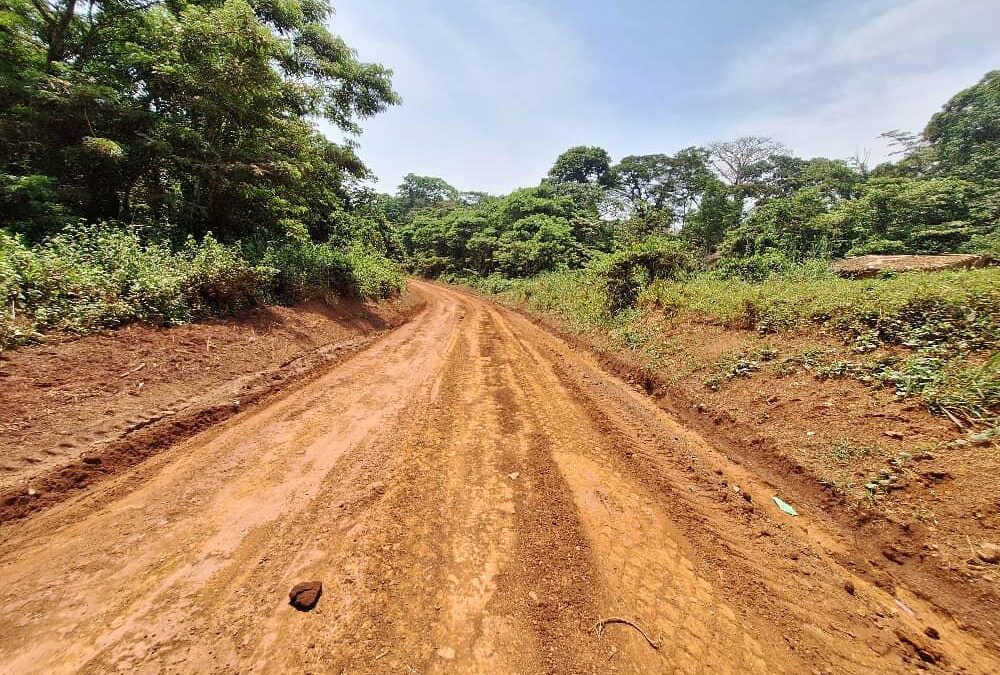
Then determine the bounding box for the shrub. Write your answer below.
[345,249,406,299]
[183,235,274,315]
[256,239,356,301]
[597,237,698,311]
[711,252,795,283]
[0,225,406,351]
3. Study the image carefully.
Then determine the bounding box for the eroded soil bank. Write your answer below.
[0,292,425,520]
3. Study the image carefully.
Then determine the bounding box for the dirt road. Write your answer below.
[0,282,996,674]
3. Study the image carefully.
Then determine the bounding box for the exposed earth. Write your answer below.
[0,281,997,673]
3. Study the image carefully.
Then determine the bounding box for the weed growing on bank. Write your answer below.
[0,225,405,350]
[472,262,999,429]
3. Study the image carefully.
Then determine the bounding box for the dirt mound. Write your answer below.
[831,254,987,277]
[0,293,425,522]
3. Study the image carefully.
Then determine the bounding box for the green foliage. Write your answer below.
[719,176,992,259]
[0,225,403,350]
[395,174,460,214]
[255,239,356,301]
[926,71,1000,181]
[0,0,407,348]
[596,236,699,312]
[547,146,614,186]
[645,266,1000,343]
[611,148,713,237]
[476,263,998,428]
[721,186,835,259]
[344,249,406,299]
[923,353,1000,427]
[1,225,257,345]
[706,347,778,390]
[396,182,610,279]
[710,252,797,283]
[0,0,398,242]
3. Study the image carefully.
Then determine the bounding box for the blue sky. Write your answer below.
[323,0,1000,195]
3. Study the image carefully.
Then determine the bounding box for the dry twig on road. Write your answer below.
[593,617,662,650]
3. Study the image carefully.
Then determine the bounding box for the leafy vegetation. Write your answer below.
[1,0,405,348]
[464,262,999,428]
[0,225,403,348]
[386,71,998,279]
[382,72,998,429]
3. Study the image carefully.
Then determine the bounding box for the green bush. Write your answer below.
[596,236,698,311]
[255,239,356,301]
[345,248,406,299]
[711,252,796,283]
[0,225,407,350]
[645,267,1000,344]
[183,235,275,315]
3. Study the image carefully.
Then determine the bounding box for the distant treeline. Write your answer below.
[384,71,1000,279]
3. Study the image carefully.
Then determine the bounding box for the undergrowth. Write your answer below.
[470,262,1000,429]
[0,225,404,350]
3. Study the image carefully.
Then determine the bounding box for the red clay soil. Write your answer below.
[0,282,997,673]
[499,301,1000,656]
[0,294,425,521]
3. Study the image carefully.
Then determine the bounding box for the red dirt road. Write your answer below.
[0,282,996,673]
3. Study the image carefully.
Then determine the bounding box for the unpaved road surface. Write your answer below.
[0,282,996,674]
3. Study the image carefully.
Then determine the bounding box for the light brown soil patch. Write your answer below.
[0,294,424,521]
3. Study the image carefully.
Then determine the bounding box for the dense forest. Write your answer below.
[386,70,999,295]
[1,0,404,347]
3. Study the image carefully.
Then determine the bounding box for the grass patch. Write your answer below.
[643,267,1000,351]
[470,262,999,429]
[829,440,877,464]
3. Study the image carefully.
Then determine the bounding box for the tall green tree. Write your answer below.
[395,174,460,214]
[612,147,712,234]
[0,0,399,241]
[925,70,1000,181]
[547,145,613,186]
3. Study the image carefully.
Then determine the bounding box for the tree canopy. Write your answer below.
[384,70,999,279]
[0,0,399,242]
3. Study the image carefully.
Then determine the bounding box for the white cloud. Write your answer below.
[326,0,1000,192]
[727,63,995,163]
[717,0,1000,161]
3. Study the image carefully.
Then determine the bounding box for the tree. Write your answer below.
[682,176,741,254]
[925,70,1000,181]
[611,148,712,236]
[395,174,459,214]
[547,146,613,186]
[0,0,400,241]
[708,136,786,192]
[720,188,835,260]
[753,156,864,204]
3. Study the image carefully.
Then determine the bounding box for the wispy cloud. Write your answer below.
[717,0,1000,160]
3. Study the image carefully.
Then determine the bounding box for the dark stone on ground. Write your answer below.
[289,581,323,611]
